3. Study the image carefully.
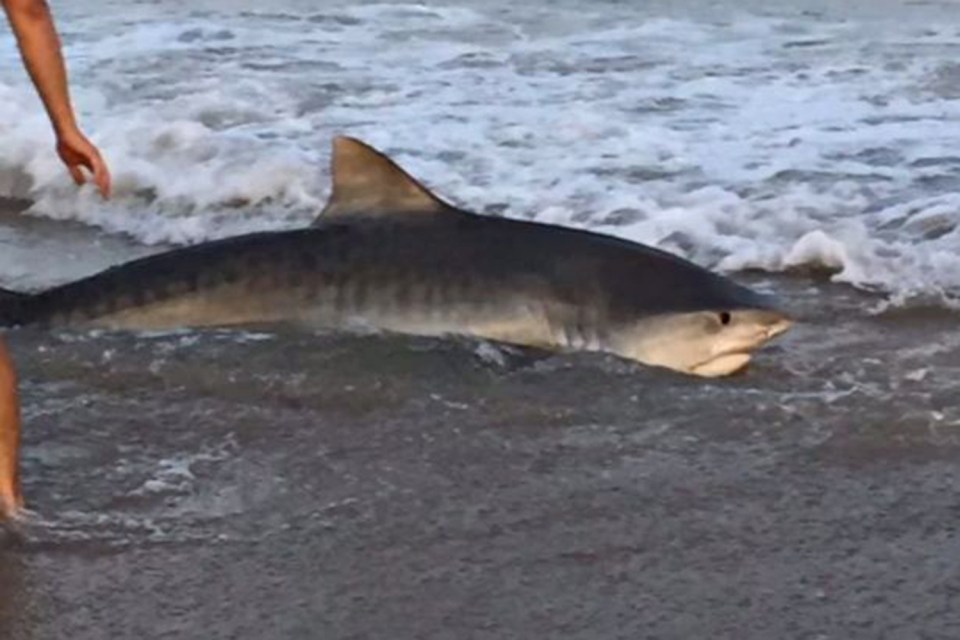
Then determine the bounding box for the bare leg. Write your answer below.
[0,338,23,521]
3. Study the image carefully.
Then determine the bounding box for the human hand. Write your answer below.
[56,127,112,198]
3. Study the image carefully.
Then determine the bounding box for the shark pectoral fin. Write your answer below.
[316,136,459,223]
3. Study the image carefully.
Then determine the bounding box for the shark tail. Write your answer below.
[0,288,29,327]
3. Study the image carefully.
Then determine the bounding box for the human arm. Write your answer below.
[2,0,111,197]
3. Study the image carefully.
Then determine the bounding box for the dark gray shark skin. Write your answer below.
[0,138,791,376]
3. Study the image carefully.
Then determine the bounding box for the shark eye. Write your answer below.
[718,312,732,326]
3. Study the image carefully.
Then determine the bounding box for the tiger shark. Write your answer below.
[0,137,791,376]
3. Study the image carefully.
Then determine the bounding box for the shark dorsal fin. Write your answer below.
[319,136,454,219]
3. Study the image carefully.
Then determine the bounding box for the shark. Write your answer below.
[0,137,792,377]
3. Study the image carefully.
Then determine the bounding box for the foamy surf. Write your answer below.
[1,0,958,305]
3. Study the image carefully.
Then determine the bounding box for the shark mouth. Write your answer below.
[690,352,753,377]
[689,318,793,377]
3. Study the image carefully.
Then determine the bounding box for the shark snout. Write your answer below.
[691,313,793,377]
[764,316,793,340]
[743,309,793,344]
[707,311,793,359]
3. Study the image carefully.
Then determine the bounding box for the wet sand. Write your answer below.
[1,253,959,638]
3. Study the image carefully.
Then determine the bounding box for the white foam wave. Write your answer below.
[1,0,959,305]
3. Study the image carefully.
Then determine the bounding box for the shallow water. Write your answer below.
[2,0,960,637]
[3,274,960,637]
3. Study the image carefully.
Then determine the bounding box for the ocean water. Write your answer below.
[1,0,959,303]
[2,2,960,638]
